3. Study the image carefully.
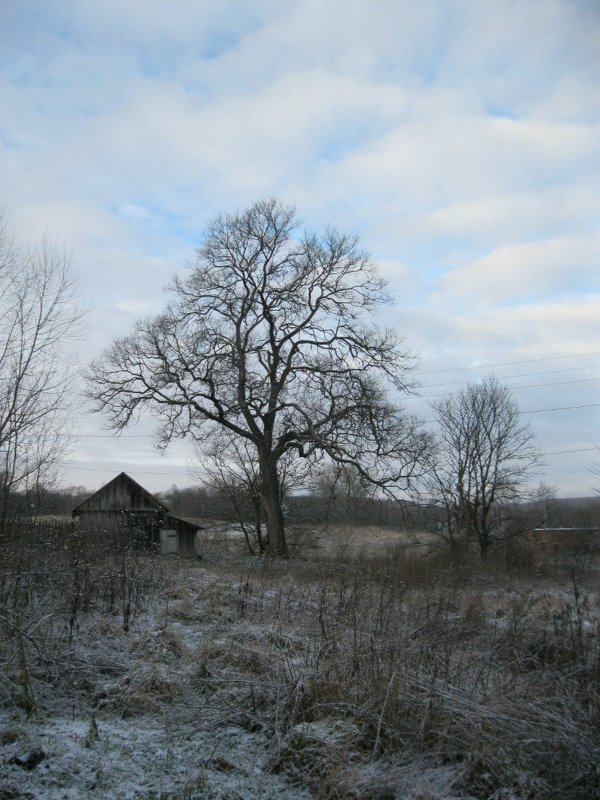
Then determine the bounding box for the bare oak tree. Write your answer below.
[0,217,82,529]
[88,199,428,555]
[424,375,541,558]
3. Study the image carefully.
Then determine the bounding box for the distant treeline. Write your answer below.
[2,481,599,532]
[159,483,413,528]
[158,484,600,532]
[0,484,90,519]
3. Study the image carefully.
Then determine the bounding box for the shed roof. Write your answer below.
[72,471,169,515]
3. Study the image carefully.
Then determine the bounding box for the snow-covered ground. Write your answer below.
[2,545,599,799]
[1,564,318,799]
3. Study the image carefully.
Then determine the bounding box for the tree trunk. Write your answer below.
[252,496,266,554]
[478,507,492,561]
[260,456,289,557]
[478,526,491,561]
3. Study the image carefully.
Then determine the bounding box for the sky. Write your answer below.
[1,0,599,497]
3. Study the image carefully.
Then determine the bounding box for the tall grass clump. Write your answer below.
[224,545,600,798]
[0,517,165,715]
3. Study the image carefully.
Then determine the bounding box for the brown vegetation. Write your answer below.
[1,520,599,798]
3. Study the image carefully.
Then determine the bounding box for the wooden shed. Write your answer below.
[72,471,201,555]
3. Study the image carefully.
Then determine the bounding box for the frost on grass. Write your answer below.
[0,555,313,799]
[2,533,600,799]
[0,714,313,799]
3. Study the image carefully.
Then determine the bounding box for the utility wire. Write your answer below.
[60,444,598,476]
[513,377,600,390]
[520,403,599,414]
[417,377,600,398]
[59,461,186,476]
[421,364,599,389]
[542,446,598,456]
[417,351,600,375]
[74,434,150,438]
[56,394,600,440]
[410,380,600,402]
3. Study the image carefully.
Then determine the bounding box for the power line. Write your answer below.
[520,403,599,414]
[59,461,188,476]
[61,439,600,479]
[419,377,600,396]
[417,351,600,376]
[59,395,600,440]
[76,434,150,439]
[421,402,598,417]
[513,377,600,390]
[421,402,599,423]
[421,364,600,389]
[411,379,600,402]
[542,446,597,456]
[59,444,598,478]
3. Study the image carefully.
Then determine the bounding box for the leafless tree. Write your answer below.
[0,217,83,529]
[311,461,373,525]
[88,199,429,555]
[424,375,542,558]
[196,431,309,554]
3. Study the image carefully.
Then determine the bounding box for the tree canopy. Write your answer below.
[88,199,428,554]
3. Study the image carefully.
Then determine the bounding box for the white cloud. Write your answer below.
[112,299,161,316]
[434,232,600,307]
[411,185,600,246]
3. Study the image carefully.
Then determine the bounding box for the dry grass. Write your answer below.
[200,545,600,798]
[1,521,599,798]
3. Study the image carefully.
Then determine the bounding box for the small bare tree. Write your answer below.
[197,431,309,554]
[88,199,429,555]
[311,461,372,525]
[0,217,82,529]
[424,375,542,558]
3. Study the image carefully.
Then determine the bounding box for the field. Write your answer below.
[1,522,599,799]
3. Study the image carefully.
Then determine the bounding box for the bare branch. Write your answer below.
[88,199,424,555]
[0,216,83,526]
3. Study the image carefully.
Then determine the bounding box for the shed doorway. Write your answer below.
[160,529,178,555]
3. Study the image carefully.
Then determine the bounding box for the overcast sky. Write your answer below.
[1,0,599,496]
